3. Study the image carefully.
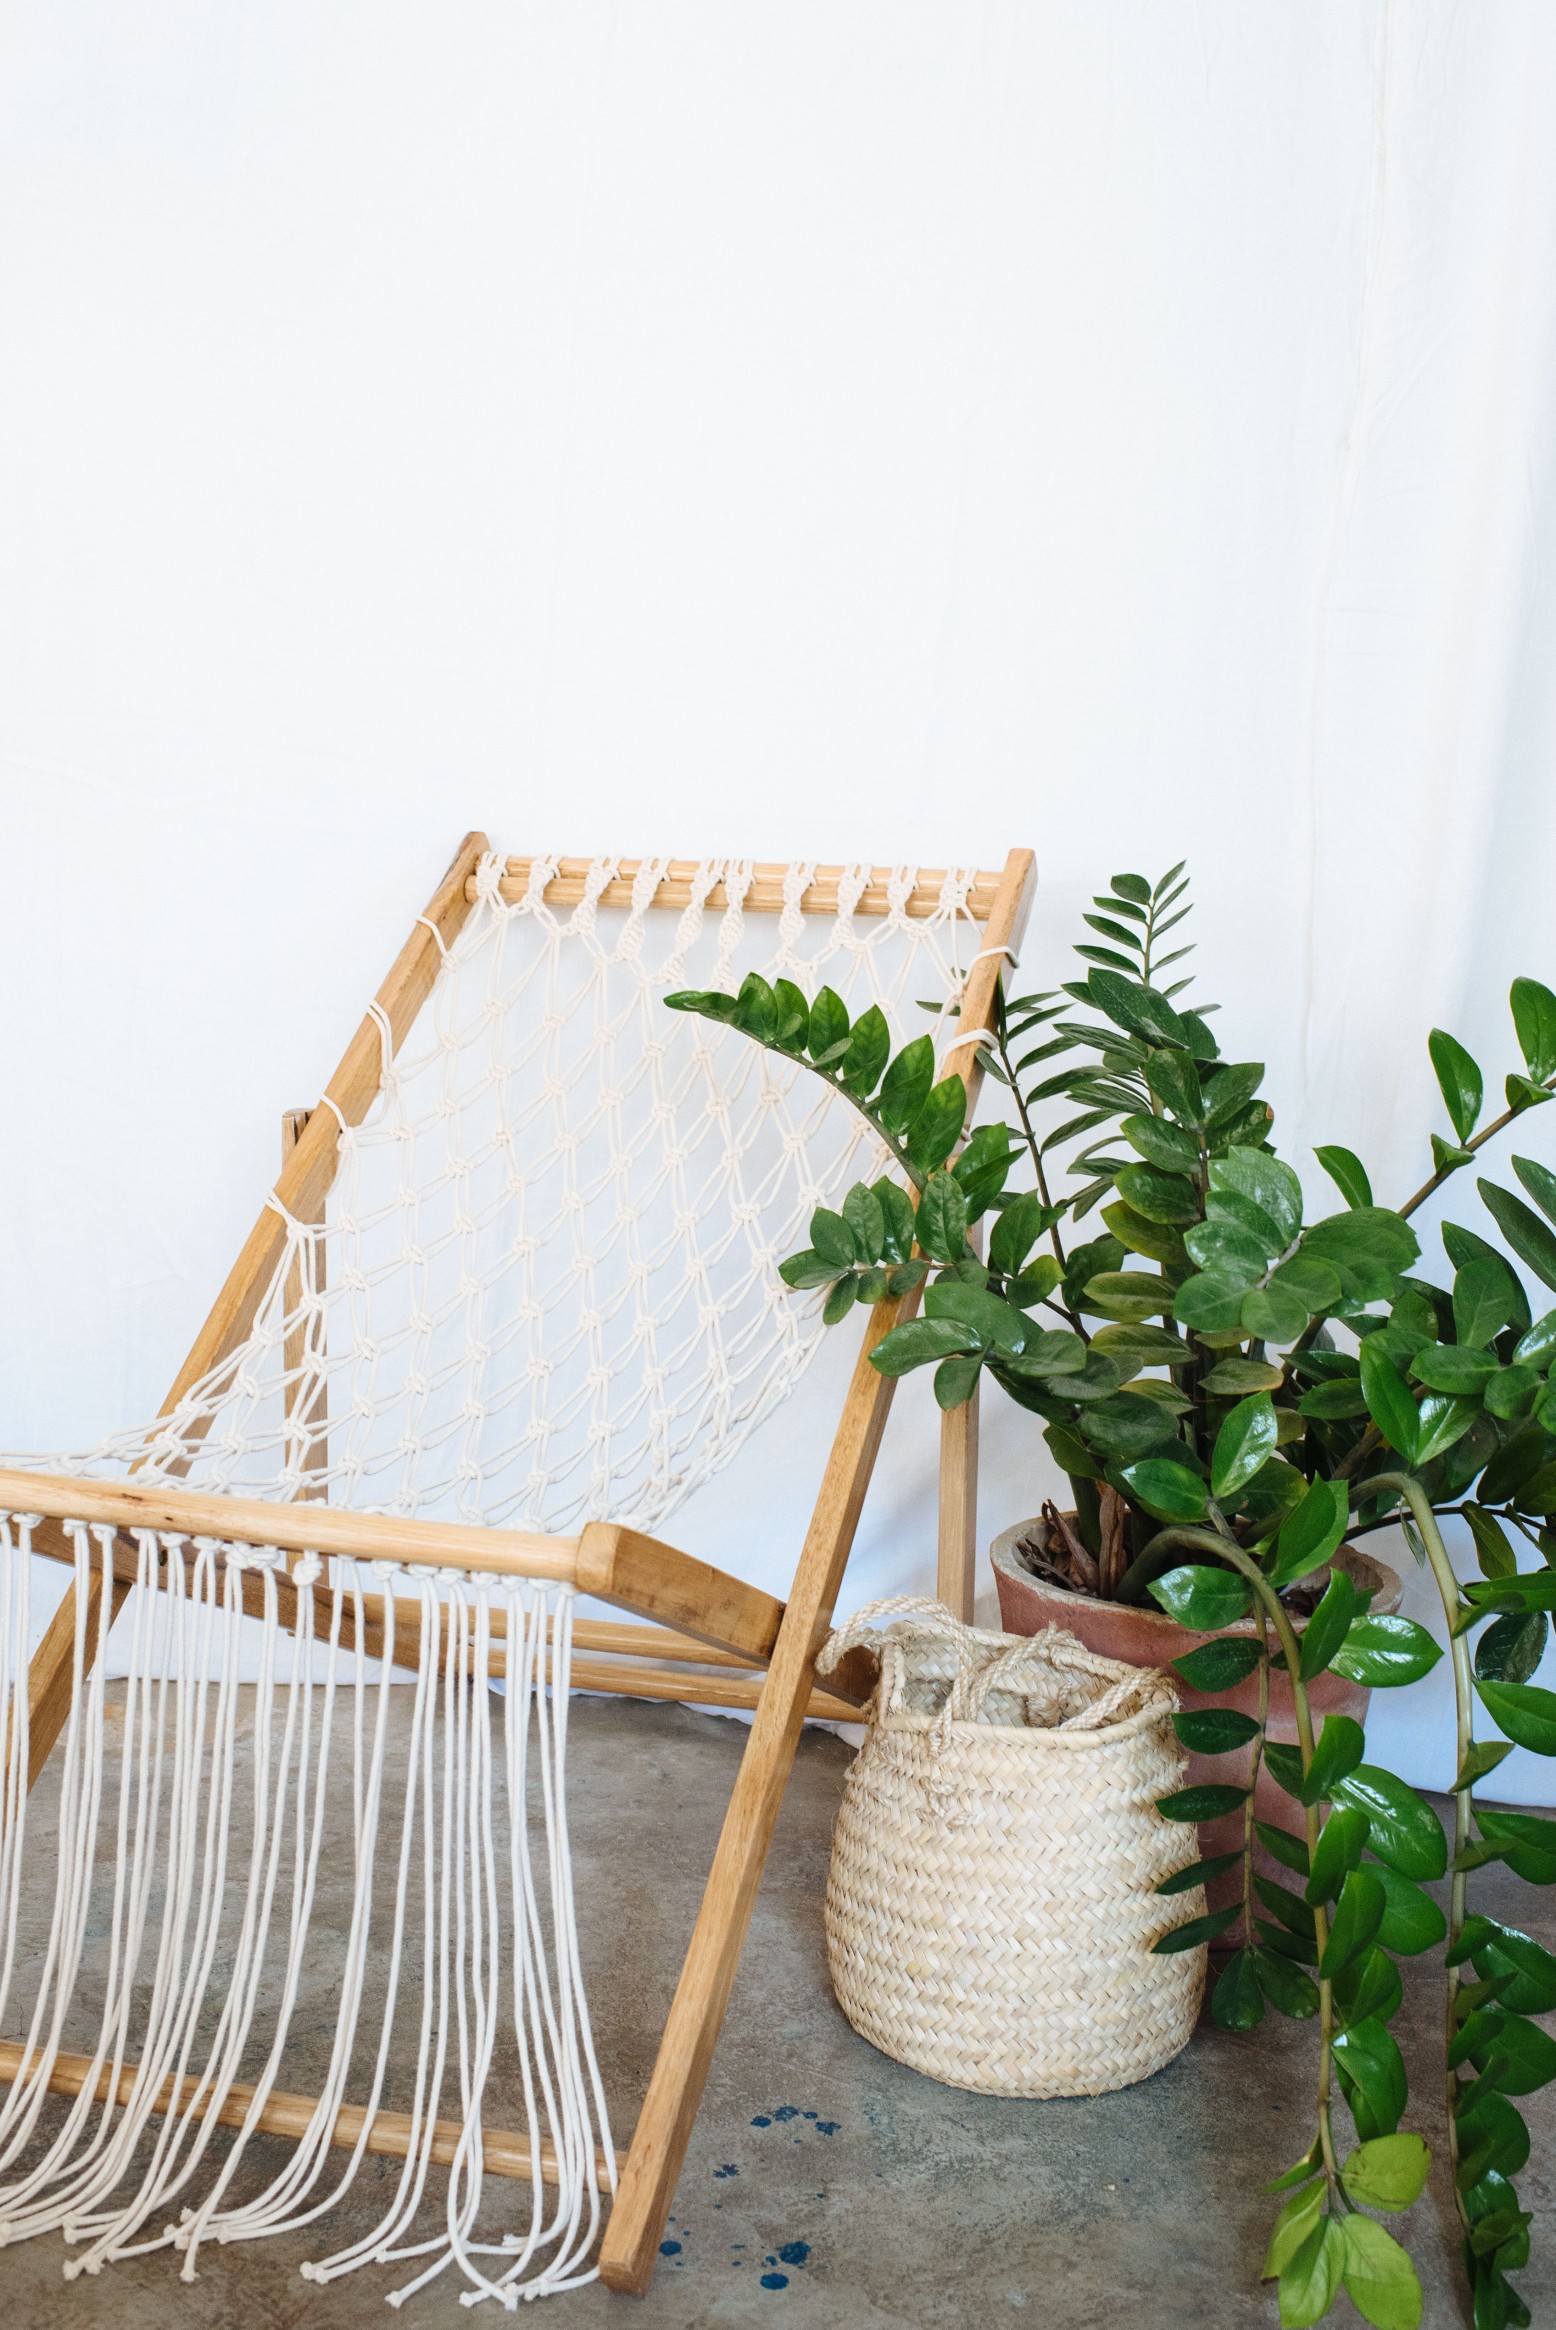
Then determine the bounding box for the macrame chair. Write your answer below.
[0,834,1034,2305]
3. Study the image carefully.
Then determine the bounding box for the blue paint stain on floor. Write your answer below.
[659,2240,682,2257]
[776,2241,811,2266]
[714,2163,739,2178]
[772,2105,798,2122]
[760,2272,789,2290]
[750,2115,772,2127]
[814,2119,839,2135]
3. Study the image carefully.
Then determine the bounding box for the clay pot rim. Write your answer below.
[990,1515,1403,1634]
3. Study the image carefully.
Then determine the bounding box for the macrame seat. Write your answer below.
[0,836,1032,2306]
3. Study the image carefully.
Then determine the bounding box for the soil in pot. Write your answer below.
[990,1512,1403,1938]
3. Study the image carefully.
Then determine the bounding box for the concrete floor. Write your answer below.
[0,1692,1551,2328]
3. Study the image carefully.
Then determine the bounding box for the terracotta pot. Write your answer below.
[990,1517,1402,1934]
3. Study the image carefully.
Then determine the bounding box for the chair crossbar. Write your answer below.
[484,856,1006,919]
[0,2043,614,2192]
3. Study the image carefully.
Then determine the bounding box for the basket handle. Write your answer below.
[819,1596,981,1722]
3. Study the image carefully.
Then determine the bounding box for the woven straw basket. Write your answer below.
[817,1598,1207,2098]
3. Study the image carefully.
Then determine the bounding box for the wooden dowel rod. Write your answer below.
[480,859,1005,921]
[0,1470,579,1583]
[0,2042,612,2190]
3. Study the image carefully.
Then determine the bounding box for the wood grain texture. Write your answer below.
[0,2042,612,2189]
[597,843,1036,2296]
[280,1106,328,1506]
[934,848,1036,1625]
[481,857,1005,921]
[575,1523,798,1675]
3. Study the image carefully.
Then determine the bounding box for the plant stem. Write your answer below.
[1366,1472,1474,2232]
[1240,1620,1271,1954]
[1396,1092,1551,1222]
[1140,1523,1341,2187]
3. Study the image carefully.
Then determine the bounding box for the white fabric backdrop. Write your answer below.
[4,2,1556,1792]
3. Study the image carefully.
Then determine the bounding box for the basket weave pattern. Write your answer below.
[818,1600,1208,2098]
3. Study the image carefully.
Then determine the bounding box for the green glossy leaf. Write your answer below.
[988,1191,1044,1279]
[1088,969,1189,1048]
[904,1076,968,1175]
[1331,1615,1443,1688]
[1257,1820,1311,1875]
[1270,1254,1345,1315]
[1485,1361,1541,1420]
[1078,1389,1180,1456]
[1157,1848,1245,1896]
[1476,1676,1556,1755]
[1006,1254,1064,1308]
[1320,1867,1386,1979]
[1172,1706,1261,1754]
[1209,1148,1303,1246]
[1416,1393,1479,1465]
[1155,1781,1250,1822]
[1263,2178,1326,2281]
[1303,1209,1421,1302]
[1172,1271,1247,1332]
[1185,1218,1269,1284]
[821,1274,860,1324]
[1339,2215,1422,2330]
[875,1035,935,1134]
[1455,1254,1525,1350]
[1299,1567,1360,1683]
[1268,1477,1349,1588]
[1203,1060,1268,1129]
[923,1279,1026,1353]
[1101,1199,1188,1267]
[1372,1865,1447,1956]
[1082,1270,1172,1323]
[1119,1458,1208,1524]
[1472,2012,1556,2096]
[1456,1738,1514,1793]
[1241,1282,1310,1344]
[1173,1636,1264,1690]
[1298,1377,1371,1422]
[778,1248,843,1291]
[1211,1947,1265,2030]
[842,1182,886,1263]
[1201,1356,1284,1394]
[1121,1112,1200,1171]
[1445,1221,1533,1333]
[1115,1163,1199,1224]
[1332,2015,1408,2139]
[1467,1918,1556,2014]
[807,986,849,1061]
[1430,1028,1484,1143]
[1359,1338,1420,1464]
[932,1352,981,1408]
[1144,1048,1204,1125]
[1474,1807,1556,1885]
[867,1317,979,1377]
[1301,1714,1366,1805]
[1510,976,1556,1083]
[810,1207,856,1270]
[1305,1805,1370,1906]
[1151,1902,1241,1953]
[1514,1306,1556,1365]
[1341,2133,1430,2214]
[1456,2091,1531,2190]
[1480,1178,1556,1294]
[1256,1948,1320,2019]
[1148,1565,1252,1630]
[916,1170,969,1264]
[1475,1611,1548,1687]
[1466,1506,1518,1579]
[839,1004,890,1096]
[1277,2220,1344,2327]
[1410,1343,1498,1394]
[1330,1767,1447,1879]
[1211,1393,1278,1502]
[1333,1946,1404,2032]
[1513,1150,1556,1232]
[1090,1322,1189,1369]
[1315,1145,1373,1210]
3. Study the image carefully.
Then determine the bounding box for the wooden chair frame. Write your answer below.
[8,832,1034,2297]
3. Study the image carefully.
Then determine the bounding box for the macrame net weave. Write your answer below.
[0,854,989,2305]
[58,852,985,1532]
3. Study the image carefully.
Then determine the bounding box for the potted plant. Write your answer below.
[665,869,1556,2330]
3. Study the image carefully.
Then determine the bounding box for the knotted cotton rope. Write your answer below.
[0,1519,613,2306]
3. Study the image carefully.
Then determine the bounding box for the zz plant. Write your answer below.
[665,871,1556,2329]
